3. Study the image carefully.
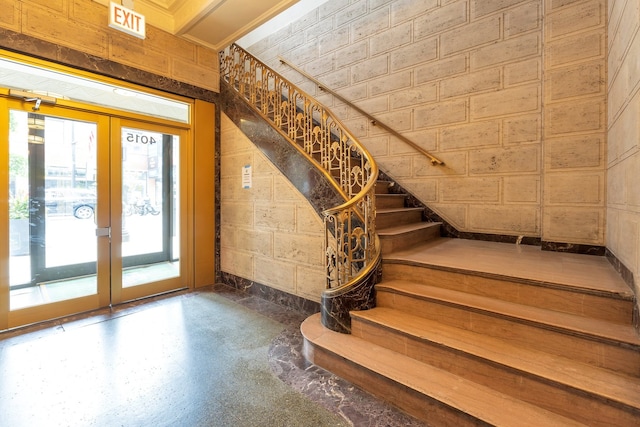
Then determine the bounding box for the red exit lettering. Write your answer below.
[109,2,146,39]
[113,6,142,32]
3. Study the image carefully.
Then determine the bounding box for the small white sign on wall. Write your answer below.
[242,165,252,189]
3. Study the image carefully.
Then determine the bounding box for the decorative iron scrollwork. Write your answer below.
[220,43,380,292]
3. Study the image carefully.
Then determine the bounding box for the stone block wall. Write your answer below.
[608,0,640,306]
[544,0,607,245]
[220,114,326,302]
[0,0,219,92]
[244,0,608,246]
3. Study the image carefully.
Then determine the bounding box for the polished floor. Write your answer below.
[0,284,425,427]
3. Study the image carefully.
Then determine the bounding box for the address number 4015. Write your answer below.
[125,132,157,145]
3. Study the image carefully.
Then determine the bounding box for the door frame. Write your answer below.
[0,77,196,331]
[109,117,192,305]
[1,100,112,329]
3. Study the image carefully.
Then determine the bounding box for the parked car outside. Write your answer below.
[45,188,96,219]
[72,200,96,219]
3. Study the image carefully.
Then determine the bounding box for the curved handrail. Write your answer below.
[220,44,380,293]
[278,56,444,166]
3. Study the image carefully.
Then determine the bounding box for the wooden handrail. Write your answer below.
[278,56,444,166]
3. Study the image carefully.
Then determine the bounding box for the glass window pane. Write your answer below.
[121,127,179,288]
[8,110,98,310]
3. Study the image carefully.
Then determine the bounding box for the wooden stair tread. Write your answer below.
[351,307,640,409]
[376,280,640,347]
[384,238,633,299]
[302,313,588,427]
[382,257,635,301]
[377,207,423,214]
[376,193,406,198]
[377,221,440,235]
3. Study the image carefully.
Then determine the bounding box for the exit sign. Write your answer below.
[109,2,146,39]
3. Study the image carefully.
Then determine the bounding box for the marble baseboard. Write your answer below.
[378,171,613,256]
[605,249,638,332]
[605,249,635,291]
[541,241,605,256]
[219,272,320,316]
[456,231,541,246]
[214,107,222,286]
[379,171,541,247]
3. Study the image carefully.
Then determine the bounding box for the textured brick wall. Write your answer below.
[608,0,640,301]
[0,0,219,92]
[220,114,326,302]
[244,0,608,246]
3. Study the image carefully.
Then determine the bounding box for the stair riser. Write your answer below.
[376,195,406,209]
[303,338,493,427]
[382,263,633,324]
[375,182,391,194]
[377,291,640,377]
[380,226,440,254]
[352,318,639,426]
[376,211,422,229]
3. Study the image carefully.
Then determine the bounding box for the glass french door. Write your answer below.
[1,100,110,328]
[110,119,187,304]
[1,100,189,329]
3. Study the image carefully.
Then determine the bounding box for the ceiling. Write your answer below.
[95,0,301,51]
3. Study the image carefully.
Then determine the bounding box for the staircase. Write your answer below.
[375,179,441,255]
[302,180,640,426]
[220,44,640,425]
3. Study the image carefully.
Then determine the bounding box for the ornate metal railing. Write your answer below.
[278,56,444,166]
[220,44,380,300]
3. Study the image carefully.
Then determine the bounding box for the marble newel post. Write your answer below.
[320,259,381,334]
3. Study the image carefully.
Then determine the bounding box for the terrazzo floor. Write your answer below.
[0,284,425,427]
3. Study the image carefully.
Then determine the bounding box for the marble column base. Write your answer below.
[321,258,381,334]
